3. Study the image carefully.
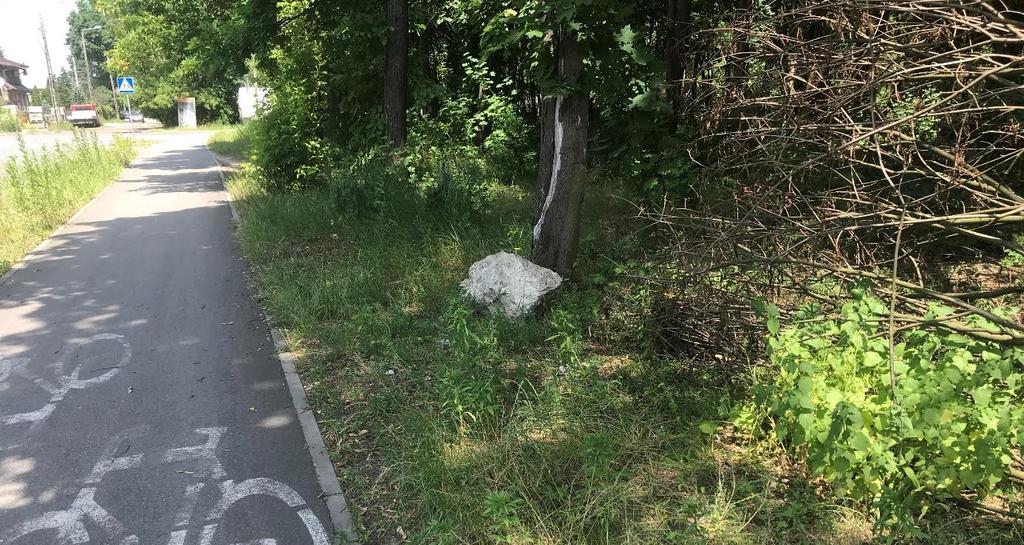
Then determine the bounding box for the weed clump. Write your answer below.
[0,133,135,274]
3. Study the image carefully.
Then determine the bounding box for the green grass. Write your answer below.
[224,151,1023,544]
[208,125,254,160]
[0,133,136,275]
[165,121,244,133]
[46,121,74,132]
[0,111,20,133]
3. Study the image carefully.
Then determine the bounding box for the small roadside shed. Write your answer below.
[0,57,31,111]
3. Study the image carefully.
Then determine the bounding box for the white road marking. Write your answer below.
[208,478,305,518]
[165,529,188,545]
[0,358,29,385]
[85,426,149,484]
[0,403,56,426]
[3,422,330,544]
[197,524,218,545]
[2,488,136,544]
[297,509,331,545]
[205,479,329,545]
[162,427,226,479]
[0,334,131,428]
[174,483,205,527]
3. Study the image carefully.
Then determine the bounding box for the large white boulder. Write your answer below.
[461,252,562,317]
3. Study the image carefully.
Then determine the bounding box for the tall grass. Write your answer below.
[225,163,891,545]
[208,124,254,160]
[222,136,1022,543]
[0,132,135,274]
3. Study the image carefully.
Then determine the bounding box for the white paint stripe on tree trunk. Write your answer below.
[533,96,565,246]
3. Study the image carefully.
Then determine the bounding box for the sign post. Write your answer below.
[116,76,136,134]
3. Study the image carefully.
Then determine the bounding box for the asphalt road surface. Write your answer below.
[0,132,333,544]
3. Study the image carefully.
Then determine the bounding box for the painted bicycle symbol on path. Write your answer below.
[0,333,131,429]
[1,426,330,545]
[0,334,330,544]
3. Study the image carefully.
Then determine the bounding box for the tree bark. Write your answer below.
[727,0,752,97]
[535,96,556,217]
[531,28,588,275]
[421,20,440,118]
[384,0,408,146]
[664,0,691,118]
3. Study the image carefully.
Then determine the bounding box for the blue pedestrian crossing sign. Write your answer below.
[116,76,136,94]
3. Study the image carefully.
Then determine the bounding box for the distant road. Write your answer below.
[0,122,162,164]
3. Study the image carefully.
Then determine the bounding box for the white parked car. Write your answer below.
[69,103,100,128]
[122,109,144,123]
[27,106,44,125]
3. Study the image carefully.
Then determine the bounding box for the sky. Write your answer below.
[2,0,79,88]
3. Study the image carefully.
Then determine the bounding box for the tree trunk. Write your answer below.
[444,23,465,94]
[535,97,556,217]
[664,0,691,118]
[384,0,408,146]
[531,28,588,275]
[727,0,752,97]
[421,20,440,118]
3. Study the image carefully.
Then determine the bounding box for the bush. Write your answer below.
[0,110,21,132]
[249,83,335,189]
[752,289,1024,530]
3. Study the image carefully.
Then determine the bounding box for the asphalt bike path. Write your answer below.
[0,132,333,544]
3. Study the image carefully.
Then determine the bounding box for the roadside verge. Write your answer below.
[0,137,138,287]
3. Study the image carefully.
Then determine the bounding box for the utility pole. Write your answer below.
[81,31,93,102]
[39,18,62,121]
[109,73,119,116]
[71,54,80,89]
[81,26,102,103]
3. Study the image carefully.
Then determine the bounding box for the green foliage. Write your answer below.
[66,0,115,94]
[207,125,254,160]
[1003,236,1024,271]
[98,0,250,123]
[754,290,1024,530]
[0,133,135,274]
[482,490,525,543]
[224,159,972,543]
[0,110,21,133]
[111,0,1024,541]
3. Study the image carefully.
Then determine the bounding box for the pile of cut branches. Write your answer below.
[654,0,1024,347]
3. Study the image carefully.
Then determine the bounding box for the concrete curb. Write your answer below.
[206,147,360,544]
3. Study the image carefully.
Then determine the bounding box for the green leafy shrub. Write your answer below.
[322,146,421,218]
[249,96,332,189]
[0,110,21,132]
[754,290,1024,530]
